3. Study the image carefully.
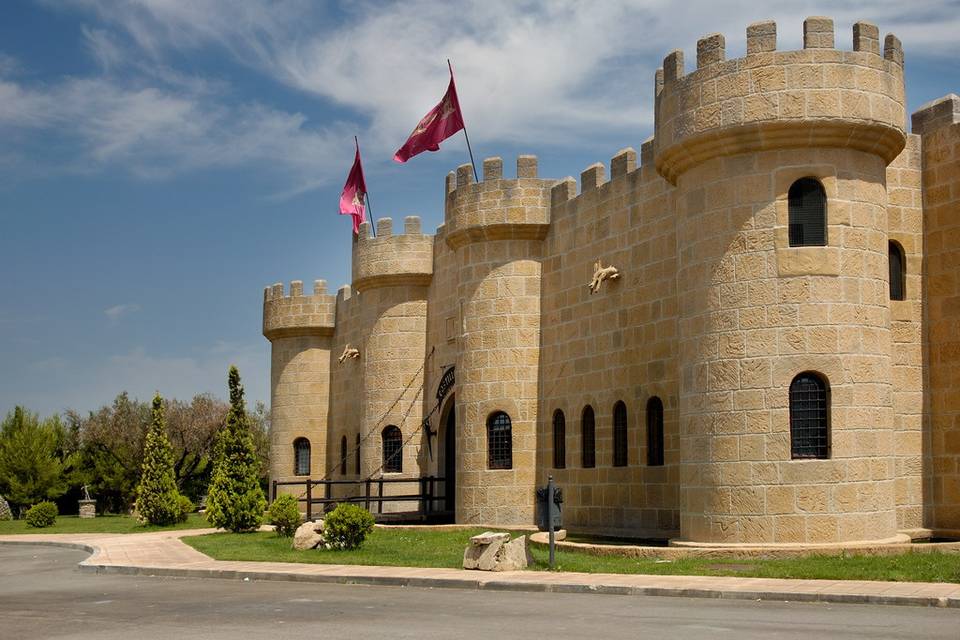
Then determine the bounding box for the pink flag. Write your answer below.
[394,68,465,163]
[339,139,368,234]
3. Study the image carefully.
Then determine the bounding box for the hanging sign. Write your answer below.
[436,365,455,403]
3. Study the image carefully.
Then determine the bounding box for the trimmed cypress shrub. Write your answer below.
[25,501,58,528]
[323,503,375,550]
[268,494,301,537]
[206,366,266,533]
[135,394,183,526]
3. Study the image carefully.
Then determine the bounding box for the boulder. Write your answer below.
[463,531,531,571]
[292,520,325,551]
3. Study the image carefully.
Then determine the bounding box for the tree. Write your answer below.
[0,407,73,510]
[135,394,183,525]
[205,366,266,532]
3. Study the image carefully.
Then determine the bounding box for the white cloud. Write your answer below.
[104,303,141,324]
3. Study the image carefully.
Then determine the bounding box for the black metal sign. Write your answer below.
[436,365,455,402]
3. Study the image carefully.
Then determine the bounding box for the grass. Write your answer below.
[182,526,960,583]
[0,513,209,535]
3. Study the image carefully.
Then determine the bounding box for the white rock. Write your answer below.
[292,520,325,551]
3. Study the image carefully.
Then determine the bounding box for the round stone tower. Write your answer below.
[351,217,433,482]
[655,18,907,543]
[262,279,337,485]
[445,156,554,524]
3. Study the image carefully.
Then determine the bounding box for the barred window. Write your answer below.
[646,397,664,466]
[293,438,310,476]
[339,436,347,476]
[581,405,595,468]
[552,410,566,469]
[889,241,905,301]
[790,372,830,459]
[788,178,827,247]
[382,426,403,473]
[487,412,512,470]
[355,433,361,475]
[613,401,628,467]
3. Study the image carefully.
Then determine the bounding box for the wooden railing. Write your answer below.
[271,476,448,522]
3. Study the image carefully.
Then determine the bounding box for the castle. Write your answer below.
[262,17,960,545]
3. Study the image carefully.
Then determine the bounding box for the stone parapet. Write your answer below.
[444,156,553,249]
[262,280,336,341]
[654,18,907,184]
[352,216,433,291]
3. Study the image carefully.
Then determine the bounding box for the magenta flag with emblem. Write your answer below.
[393,68,466,163]
[339,138,368,234]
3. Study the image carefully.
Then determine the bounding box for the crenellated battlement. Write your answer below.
[262,279,336,340]
[351,215,433,291]
[444,155,554,249]
[654,17,907,184]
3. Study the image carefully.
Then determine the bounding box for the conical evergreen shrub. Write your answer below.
[135,394,182,526]
[206,366,265,532]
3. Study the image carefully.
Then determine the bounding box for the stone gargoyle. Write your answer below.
[588,259,620,294]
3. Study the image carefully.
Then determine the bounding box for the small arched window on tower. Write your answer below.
[889,240,906,301]
[339,436,347,476]
[355,433,361,475]
[789,372,831,459]
[382,426,402,473]
[293,438,310,476]
[646,397,664,466]
[487,412,512,469]
[788,178,827,247]
[613,401,628,467]
[552,410,566,469]
[581,406,595,469]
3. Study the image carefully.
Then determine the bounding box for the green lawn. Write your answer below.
[183,526,960,583]
[0,513,209,535]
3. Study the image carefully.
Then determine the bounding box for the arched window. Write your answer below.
[382,426,402,473]
[293,438,311,476]
[487,412,512,469]
[552,410,566,469]
[355,433,361,475]
[613,401,628,467]
[889,240,905,301]
[339,435,347,475]
[646,397,664,466]
[581,406,595,468]
[790,372,830,459]
[788,178,827,247]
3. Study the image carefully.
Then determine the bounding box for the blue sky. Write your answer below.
[2,0,959,418]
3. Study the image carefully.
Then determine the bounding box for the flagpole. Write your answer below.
[448,59,478,183]
[355,136,375,237]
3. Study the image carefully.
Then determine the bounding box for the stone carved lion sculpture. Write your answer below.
[338,344,360,364]
[588,259,620,294]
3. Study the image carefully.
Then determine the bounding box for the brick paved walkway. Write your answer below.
[2,530,959,608]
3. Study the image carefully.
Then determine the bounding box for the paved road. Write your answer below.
[1,545,958,640]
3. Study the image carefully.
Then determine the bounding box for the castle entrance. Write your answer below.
[439,395,456,514]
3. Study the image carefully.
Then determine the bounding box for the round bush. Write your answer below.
[323,503,374,550]
[268,494,302,537]
[177,495,195,523]
[25,501,58,528]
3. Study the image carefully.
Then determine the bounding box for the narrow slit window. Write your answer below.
[788,178,827,247]
[293,438,311,476]
[613,401,628,467]
[339,435,347,476]
[553,410,566,469]
[889,240,905,301]
[646,397,664,466]
[355,433,361,475]
[581,406,595,468]
[382,426,403,473]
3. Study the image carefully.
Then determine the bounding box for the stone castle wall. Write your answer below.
[262,17,959,543]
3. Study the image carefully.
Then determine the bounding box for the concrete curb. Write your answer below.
[5,539,959,609]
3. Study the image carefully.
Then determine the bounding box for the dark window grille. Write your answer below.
[788,178,827,247]
[889,241,905,301]
[613,401,628,467]
[293,438,310,476]
[382,426,403,473]
[339,436,347,475]
[552,410,566,469]
[581,406,595,468]
[355,433,361,475]
[646,397,664,466]
[789,373,830,459]
[487,412,513,469]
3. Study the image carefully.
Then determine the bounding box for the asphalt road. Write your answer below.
[1,545,959,640]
